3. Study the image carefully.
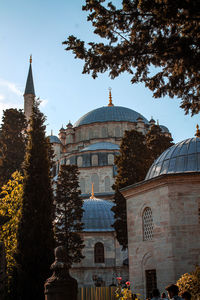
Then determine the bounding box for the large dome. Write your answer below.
[82,198,114,232]
[74,106,149,127]
[146,137,200,180]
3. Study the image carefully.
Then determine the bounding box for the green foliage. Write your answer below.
[0,109,27,187]
[54,164,84,268]
[15,101,55,300]
[146,125,174,161]
[177,266,200,299]
[112,130,151,249]
[63,0,200,115]
[0,171,23,290]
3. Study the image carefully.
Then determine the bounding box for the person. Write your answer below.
[151,288,161,300]
[161,292,168,300]
[181,291,191,300]
[165,284,183,300]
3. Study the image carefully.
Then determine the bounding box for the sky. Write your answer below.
[0,0,199,143]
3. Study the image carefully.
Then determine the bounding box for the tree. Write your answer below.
[177,266,200,299]
[63,0,200,115]
[146,125,174,161]
[15,101,55,300]
[0,171,23,292]
[0,109,27,187]
[54,164,84,268]
[112,130,151,249]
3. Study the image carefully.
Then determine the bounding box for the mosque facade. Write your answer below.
[22,59,200,293]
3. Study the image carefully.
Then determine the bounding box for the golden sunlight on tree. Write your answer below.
[0,171,23,278]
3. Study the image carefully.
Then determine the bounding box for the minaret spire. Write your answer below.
[24,56,35,121]
[195,124,200,137]
[108,87,114,107]
[90,183,95,199]
[24,55,35,96]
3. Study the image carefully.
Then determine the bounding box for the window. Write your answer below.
[91,174,99,193]
[143,207,153,241]
[79,178,85,194]
[105,176,110,192]
[145,269,157,298]
[108,154,114,165]
[89,129,93,139]
[92,154,98,166]
[94,242,104,263]
[77,156,83,167]
[115,126,121,137]
[101,127,108,138]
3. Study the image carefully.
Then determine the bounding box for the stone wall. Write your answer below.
[122,174,200,298]
[70,232,128,287]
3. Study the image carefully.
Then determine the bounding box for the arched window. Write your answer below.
[105,176,110,192]
[108,154,114,165]
[101,127,108,138]
[89,129,93,139]
[143,207,153,241]
[94,242,104,263]
[91,174,99,193]
[77,156,83,167]
[92,154,98,166]
[115,126,121,137]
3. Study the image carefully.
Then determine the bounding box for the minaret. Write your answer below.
[24,55,35,121]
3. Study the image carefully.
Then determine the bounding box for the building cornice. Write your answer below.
[121,172,200,199]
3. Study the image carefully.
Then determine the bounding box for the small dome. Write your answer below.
[48,135,61,144]
[146,137,200,180]
[74,106,149,127]
[81,142,119,152]
[82,198,114,232]
[160,125,170,133]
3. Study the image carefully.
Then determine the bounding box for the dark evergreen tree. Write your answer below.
[63,0,200,115]
[146,125,174,161]
[112,130,151,249]
[0,109,27,187]
[54,164,84,268]
[14,100,55,300]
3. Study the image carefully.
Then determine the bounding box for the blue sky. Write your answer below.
[0,0,199,143]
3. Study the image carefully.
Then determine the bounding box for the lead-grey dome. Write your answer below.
[48,135,61,144]
[81,142,119,152]
[74,106,149,127]
[82,198,114,232]
[146,137,200,180]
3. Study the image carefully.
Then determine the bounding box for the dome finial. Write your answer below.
[90,183,95,199]
[51,129,53,136]
[108,87,114,107]
[195,124,200,137]
[30,55,32,64]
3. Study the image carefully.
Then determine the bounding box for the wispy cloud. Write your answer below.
[0,94,5,101]
[0,78,23,122]
[0,78,23,97]
[40,98,48,107]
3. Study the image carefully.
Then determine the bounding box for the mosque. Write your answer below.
[23,59,200,295]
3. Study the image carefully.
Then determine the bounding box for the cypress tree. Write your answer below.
[0,109,27,187]
[54,164,84,268]
[146,125,174,162]
[112,130,151,249]
[15,100,54,300]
